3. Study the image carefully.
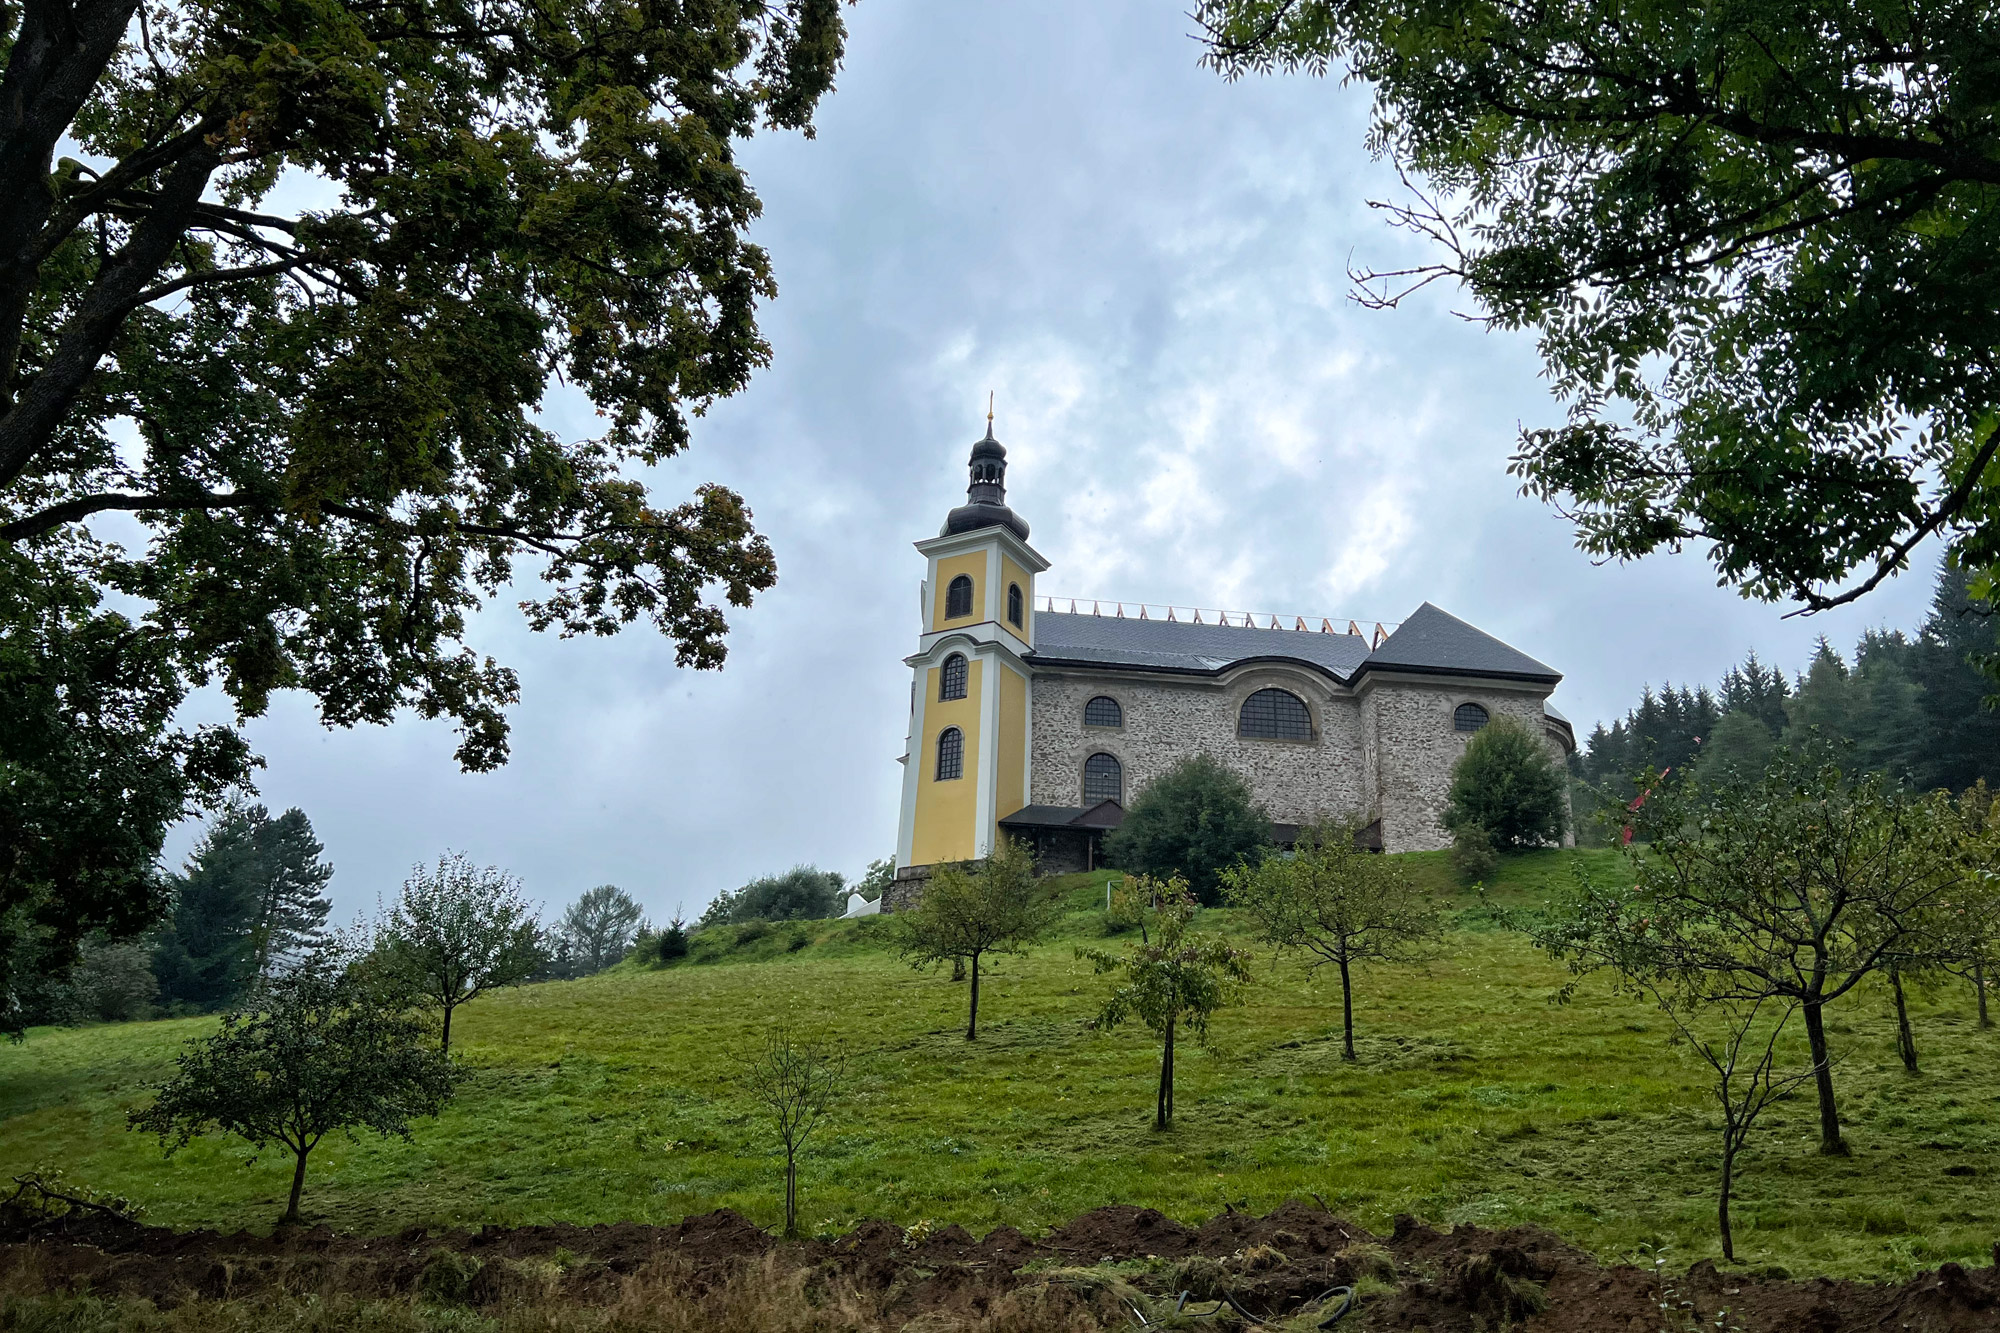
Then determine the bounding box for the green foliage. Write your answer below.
[1532,750,1971,1155]
[0,0,848,1031]
[556,886,643,977]
[1449,826,1498,883]
[1223,822,1443,1060]
[1585,566,2000,800]
[1080,879,1254,1128]
[152,804,334,1011]
[127,952,456,1223]
[1199,1,2000,620]
[855,857,896,903]
[892,841,1056,1040]
[369,855,544,1053]
[655,918,690,965]
[1104,755,1272,905]
[1443,716,1567,851]
[701,866,847,927]
[0,551,251,1037]
[60,939,160,1026]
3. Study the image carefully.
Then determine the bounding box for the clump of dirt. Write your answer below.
[4,1198,1998,1331]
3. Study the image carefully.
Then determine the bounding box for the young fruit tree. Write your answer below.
[372,854,545,1053]
[128,951,455,1224]
[892,840,1056,1040]
[1659,993,1812,1262]
[1080,878,1253,1130]
[742,1026,845,1239]
[1533,751,1967,1155]
[1222,821,1443,1060]
[1442,714,1568,851]
[1937,783,2000,1031]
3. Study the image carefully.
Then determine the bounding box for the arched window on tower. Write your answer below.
[1084,696,1123,728]
[1082,753,1123,805]
[945,575,975,619]
[1008,583,1024,628]
[936,727,964,781]
[1454,702,1490,733]
[1238,688,1313,741]
[939,653,968,701]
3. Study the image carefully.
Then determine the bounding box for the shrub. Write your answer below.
[655,918,690,964]
[1104,754,1272,905]
[702,866,847,926]
[1442,715,1567,850]
[1450,826,1499,883]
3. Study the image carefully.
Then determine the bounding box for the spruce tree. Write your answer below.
[247,809,335,981]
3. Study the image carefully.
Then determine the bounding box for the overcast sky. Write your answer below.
[170,1,1939,925]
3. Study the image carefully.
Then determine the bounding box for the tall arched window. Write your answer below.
[1238,688,1312,740]
[935,727,964,780]
[1084,695,1123,728]
[1083,753,1123,805]
[1454,702,1490,733]
[1008,583,1024,627]
[939,653,968,701]
[945,575,975,619]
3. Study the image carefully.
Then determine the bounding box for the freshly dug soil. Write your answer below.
[2,1198,1996,1332]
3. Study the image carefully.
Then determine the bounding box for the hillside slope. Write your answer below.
[1,850,1993,1280]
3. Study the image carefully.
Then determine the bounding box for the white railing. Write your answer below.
[1041,597,1397,647]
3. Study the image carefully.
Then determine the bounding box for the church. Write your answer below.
[888,421,1574,903]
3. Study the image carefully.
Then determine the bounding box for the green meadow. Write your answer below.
[2,850,1994,1281]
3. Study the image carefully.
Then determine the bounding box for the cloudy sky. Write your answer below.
[174,1,1939,925]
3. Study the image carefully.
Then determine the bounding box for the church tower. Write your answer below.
[894,419,1048,876]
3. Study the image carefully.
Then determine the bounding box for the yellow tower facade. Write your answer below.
[895,423,1048,872]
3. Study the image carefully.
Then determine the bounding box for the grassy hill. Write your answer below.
[2,849,1993,1280]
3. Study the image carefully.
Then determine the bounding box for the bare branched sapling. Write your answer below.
[742,1027,846,1238]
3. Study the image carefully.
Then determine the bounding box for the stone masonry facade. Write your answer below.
[1030,667,1570,853]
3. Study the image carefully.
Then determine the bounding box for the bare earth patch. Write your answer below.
[4,1199,1996,1331]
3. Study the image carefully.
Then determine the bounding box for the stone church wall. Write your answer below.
[1030,669,1371,829]
[1361,679,1570,852]
[1031,668,1569,854]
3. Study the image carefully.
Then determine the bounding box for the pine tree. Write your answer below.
[1912,566,2000,793]
[152,806,335,1009]
[247,809,335,981]
[152,816,263,1010]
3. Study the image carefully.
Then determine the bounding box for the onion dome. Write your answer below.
[941,420,1029,540]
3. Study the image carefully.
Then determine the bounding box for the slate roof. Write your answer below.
[1027,601,1559,686]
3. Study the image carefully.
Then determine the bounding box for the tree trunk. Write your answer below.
[1892,965,1918,1073]
[1800,998,1847,1155]
[1717,1138,1737,1263]
[1338,954,1356,1061]
[283,1147,309,1225]
[1976,958,1992,1029]
[1156,1016,1175,1130]
[951,956,966,982]
[440,1002,454,1055]
[784,1151,797,1238]
[967,952,980,1041]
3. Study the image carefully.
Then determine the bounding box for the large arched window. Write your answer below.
[1083,753,1123,805]
[1454,702,1490,733]
[1238,688,1312,741]
[939,653,968,701]
[1083,695,1123,728]
[935,727,964,780]
[1008,583,1024,627]
[945,574,975,619]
